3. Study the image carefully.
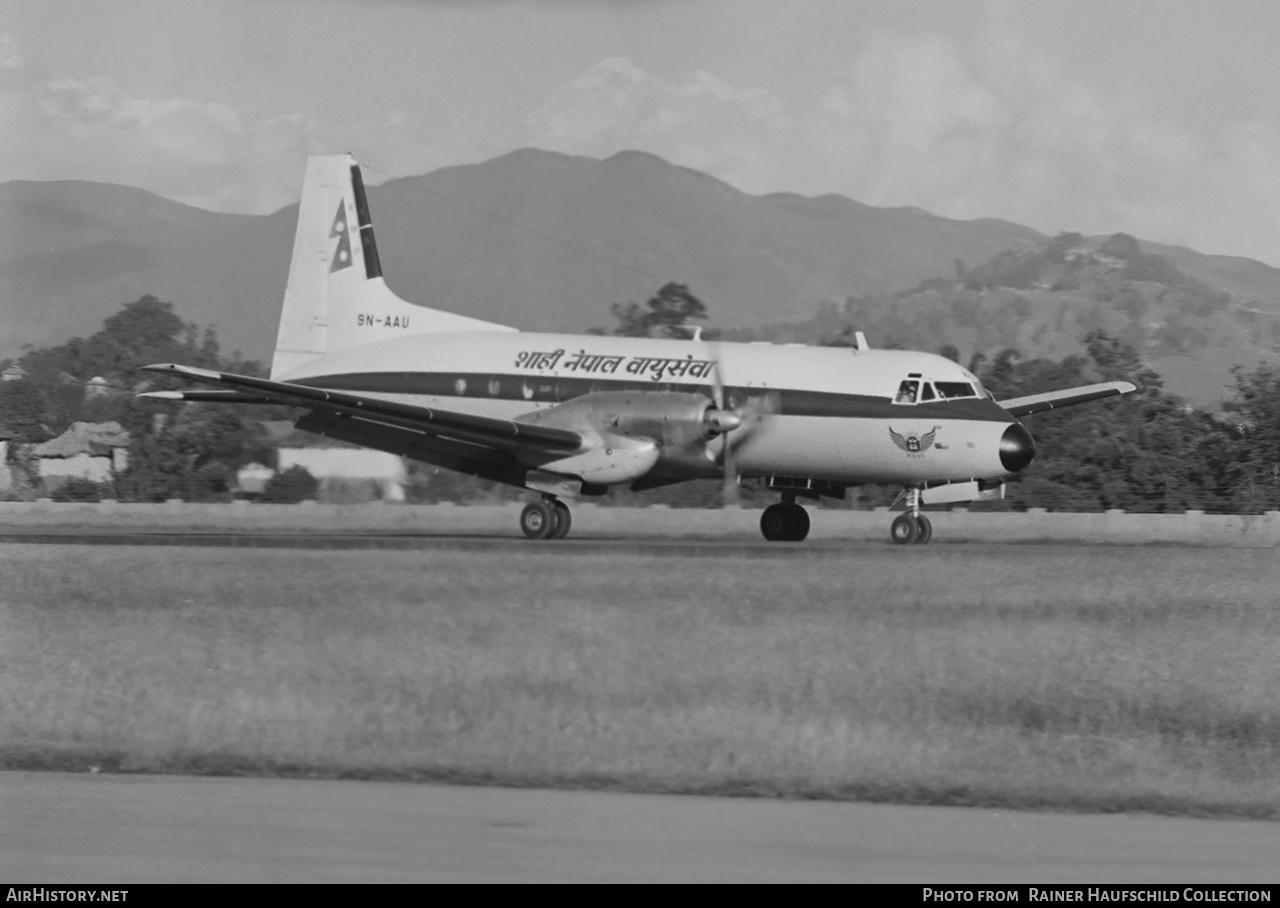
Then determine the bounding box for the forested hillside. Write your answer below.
[736,232,1280,408]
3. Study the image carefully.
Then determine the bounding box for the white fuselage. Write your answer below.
[280,331,1022,487]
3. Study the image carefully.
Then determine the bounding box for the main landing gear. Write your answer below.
[890,487,932,545]
[760,493,810,542]
[520,498,572,540]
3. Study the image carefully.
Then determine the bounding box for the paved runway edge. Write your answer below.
[4,772,1279,883]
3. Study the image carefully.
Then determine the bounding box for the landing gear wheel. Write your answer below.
[520,501,556,540]
[760,503,811,541]
[761,503,790,541]
[549,501,572,539]
[890,514,919,545]
[913,514,932,545]
[787,504,810,541]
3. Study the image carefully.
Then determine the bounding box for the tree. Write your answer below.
[1099,233,1142,261]
[5,295,281,500]
[263,465,319,503]
[51,477,105,503]
[0,381,51,443]
[962,332,1246,513]
[1083,329,1164,390]
[604,282,708,337]
[1222,363,1280,512]
[114,397,279,502]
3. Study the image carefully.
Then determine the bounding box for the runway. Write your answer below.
[0,527,987,556]
[0,524,1222,557]
[3,772,1278,883]
[2,500,1275,548]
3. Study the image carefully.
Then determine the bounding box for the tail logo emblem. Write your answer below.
[329,202,353,273]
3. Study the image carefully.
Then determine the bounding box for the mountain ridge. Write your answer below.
[2,148,1277,408]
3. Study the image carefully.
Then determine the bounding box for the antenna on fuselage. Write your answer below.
[853,331,868,353]
[669,325,705,342]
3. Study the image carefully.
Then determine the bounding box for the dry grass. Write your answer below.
[2,543,1278,817]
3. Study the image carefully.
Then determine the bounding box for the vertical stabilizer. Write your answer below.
[272,155,515,380]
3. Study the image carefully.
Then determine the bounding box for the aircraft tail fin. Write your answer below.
[272,154,515,380]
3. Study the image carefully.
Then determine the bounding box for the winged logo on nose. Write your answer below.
[890,426,939,454]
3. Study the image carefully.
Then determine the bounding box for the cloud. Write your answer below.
[514,42,1280,265]
[5,23,1280,265]
[0,33,320,213]
[0,33,23,70]
[810,29,1280,262]
[0,30,435,216]
[507,57,791,199]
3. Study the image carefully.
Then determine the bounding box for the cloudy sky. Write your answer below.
[5,0,1280,265]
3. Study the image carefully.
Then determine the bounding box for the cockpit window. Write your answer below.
[934,381,977,400]
[894,380,919,404]
[919,382,936,402]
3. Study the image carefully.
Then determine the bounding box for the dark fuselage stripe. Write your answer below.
[297,372,1014,423]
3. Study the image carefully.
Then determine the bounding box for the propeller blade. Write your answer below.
[706,340,740,508]
[721,432,740,507]
[710,344,727,411]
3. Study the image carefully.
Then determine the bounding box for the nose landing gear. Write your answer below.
[520,497,573,540]
[890,487,933,545]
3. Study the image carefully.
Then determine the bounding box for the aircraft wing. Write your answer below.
[138,363,583,453]
[997,381,1137,417]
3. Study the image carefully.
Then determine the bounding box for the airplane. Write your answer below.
[141,154,1136,544]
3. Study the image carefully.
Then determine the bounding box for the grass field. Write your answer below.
[2,542,1278,818]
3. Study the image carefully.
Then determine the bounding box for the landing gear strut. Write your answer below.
[890,487,932,545]
[760,493,810,542]
[520,497,572,540]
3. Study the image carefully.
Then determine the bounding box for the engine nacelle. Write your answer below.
[516,391,727,481]
[523,390,716,443]
[531,434,661,485]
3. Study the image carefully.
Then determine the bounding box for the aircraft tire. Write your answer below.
[786,504,811,541]
[890,514,919,545]
[520,501,557,540]
[550,501,572,539]
[913,514,932,544]
[760,504,790,541]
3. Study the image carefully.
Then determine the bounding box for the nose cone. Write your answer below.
[1000,422,1036,473]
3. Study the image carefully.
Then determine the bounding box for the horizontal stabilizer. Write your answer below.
[998,381,1136,417]
[141,362,583,453]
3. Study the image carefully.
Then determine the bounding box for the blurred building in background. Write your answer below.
[30,421,130,488]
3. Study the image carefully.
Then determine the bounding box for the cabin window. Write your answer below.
[934,381,977,400]
[894,380,919,404]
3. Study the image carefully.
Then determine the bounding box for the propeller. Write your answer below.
[706,341,741,508]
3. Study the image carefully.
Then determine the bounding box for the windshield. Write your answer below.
[934,381,977,400]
